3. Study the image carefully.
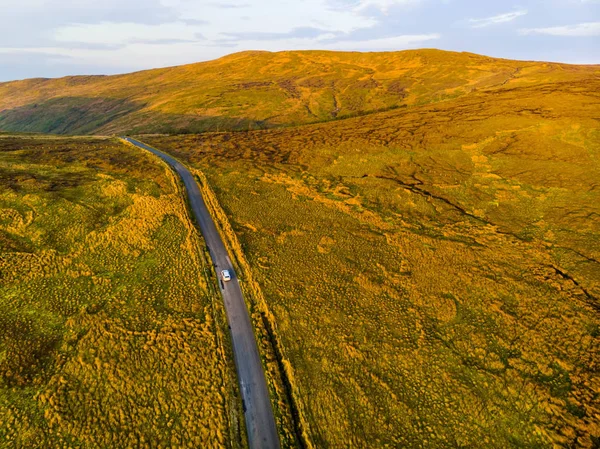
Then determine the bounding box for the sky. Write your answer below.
[0,0,598,81]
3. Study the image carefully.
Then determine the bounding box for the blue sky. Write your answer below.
[0,0,598,81]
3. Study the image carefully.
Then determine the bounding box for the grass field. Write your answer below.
[0,136,244,448]
[144,74,600,448]
[0,49,598,135]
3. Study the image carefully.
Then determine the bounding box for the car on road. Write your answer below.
[221,269,232,282]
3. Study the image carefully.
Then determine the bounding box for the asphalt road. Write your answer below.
[123,138,281,449]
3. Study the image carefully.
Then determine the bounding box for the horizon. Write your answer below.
[2,47,599,84]
[1,0,599,82]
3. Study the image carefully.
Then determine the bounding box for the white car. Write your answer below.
[221,270,232,282]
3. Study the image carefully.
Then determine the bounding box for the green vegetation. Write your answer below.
[1,49,597,135]
[0,136,244,448]
[144,71,600,448]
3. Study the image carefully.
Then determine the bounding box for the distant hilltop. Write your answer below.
[0,49,597,135]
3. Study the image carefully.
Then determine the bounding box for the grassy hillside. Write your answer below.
[0,136,244,448]
[143,73,600,448]
[0,49,597,135]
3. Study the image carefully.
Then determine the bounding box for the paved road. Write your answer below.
[123,137,281,449]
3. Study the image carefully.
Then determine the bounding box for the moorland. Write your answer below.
[0,136,245,448]
[143,64,600,448]
[0,49,597,135]
[0,48,599,448]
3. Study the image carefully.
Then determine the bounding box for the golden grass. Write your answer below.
[0,49,598,135]
[144,74,600,448]
[0,137,243,448]
[193,168,309,449]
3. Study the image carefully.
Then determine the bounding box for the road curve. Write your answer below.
[123,137,281,449]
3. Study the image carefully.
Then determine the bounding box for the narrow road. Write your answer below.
[123,138,281,449]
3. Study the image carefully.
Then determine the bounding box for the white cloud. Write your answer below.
[38,0,432,66]
[316,33,338,41]
[161,0,377,38]
[324,33,440,50]
[55,22,203,45]
[352,0,421,13]
[520,21,600,36]
[469,9,528,28]
[45,0,400,49]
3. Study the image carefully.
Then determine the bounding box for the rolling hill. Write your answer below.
[0,49,597,135]
[142,70,600,447]
[1,48,599,447]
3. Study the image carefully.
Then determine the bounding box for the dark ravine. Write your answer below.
[122,137,281,449]
[549,265,599,308]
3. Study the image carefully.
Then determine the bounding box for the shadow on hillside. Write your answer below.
[0,97,273,135]
[0,97,144,135]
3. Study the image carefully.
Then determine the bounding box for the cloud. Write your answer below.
[0,49,73,62]
[0,0,179,49]
[219,27,333,42]
[3,0,177,25]
[520,21,600,36]
[209,2,253,8]
[46,0,431,50]
[54,22,207,45]
[469,9,528,28]
[44,0,388,48]
[165,0,377,37]
[324,33,440,50]
[352,0,421,13]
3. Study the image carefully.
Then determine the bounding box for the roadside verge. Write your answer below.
[192,168,314,449]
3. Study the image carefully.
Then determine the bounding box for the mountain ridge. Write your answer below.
[0,48,598,135]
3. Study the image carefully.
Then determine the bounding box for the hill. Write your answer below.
[0,49,597,135]
[142,71,600,448]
